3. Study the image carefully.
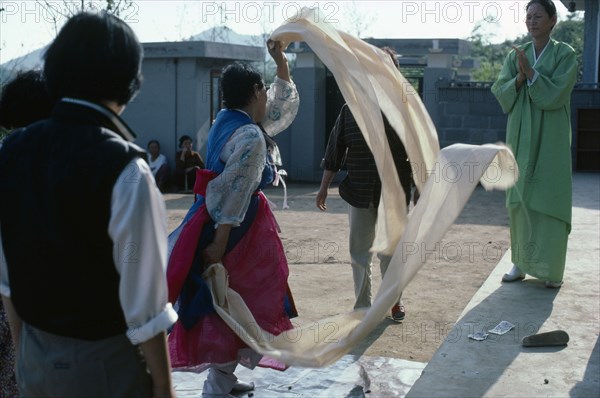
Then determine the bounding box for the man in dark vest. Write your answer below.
[0,12,177,397]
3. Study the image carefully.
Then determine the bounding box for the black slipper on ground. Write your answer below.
[522,330,569,347]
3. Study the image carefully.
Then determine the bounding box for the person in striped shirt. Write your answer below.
[316,47,416,322]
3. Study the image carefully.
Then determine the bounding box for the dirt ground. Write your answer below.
[164,182,509,363]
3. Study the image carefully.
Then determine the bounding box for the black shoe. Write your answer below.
[231,380,255,393]
[391,304,405,322]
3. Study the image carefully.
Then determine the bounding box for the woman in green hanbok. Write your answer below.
[491,0,577,288]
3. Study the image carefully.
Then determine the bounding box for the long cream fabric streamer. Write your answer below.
[201,8,518,368]
[275,8,441,256]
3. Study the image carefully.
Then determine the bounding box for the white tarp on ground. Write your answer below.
[202,7,518,368]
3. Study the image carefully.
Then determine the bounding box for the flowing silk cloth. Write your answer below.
[189,8,518,368]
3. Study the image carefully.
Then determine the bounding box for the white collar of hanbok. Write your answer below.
[232,108,252,120]
[532,39,551,67]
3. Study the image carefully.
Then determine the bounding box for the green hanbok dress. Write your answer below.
[491,39,577,283]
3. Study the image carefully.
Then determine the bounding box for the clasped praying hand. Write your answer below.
[512,46,535,88]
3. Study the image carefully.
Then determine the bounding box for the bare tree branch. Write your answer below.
[344,0,374,38]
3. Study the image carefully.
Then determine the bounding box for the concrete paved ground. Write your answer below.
[408,172,600,397]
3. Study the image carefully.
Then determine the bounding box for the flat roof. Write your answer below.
[286,38,471,57]
[142,41,264,61]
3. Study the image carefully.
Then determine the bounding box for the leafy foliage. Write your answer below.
[551,15,585,81]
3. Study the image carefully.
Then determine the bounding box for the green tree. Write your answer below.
[467,21,510,81]
[551,14,584,81]
[471,59,503,82]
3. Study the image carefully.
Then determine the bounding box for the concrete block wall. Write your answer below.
[433,81,600,172]
[279,73,598,181]
[434,81,507,148]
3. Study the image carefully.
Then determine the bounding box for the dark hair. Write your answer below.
[147,139,160,149]
[0,69,54,129]
[179,135,193,147]
[220,62,263,109]
[43,12,143,105]
[526,0,557,18]
[381,46,400,68]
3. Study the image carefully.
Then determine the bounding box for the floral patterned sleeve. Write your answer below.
[262,76,300,137]
[205,124,266,226]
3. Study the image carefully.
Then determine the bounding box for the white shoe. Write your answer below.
[502,265,525,282]
[203,366,237,397]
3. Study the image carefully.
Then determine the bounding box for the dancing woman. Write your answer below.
[167,40,299,397]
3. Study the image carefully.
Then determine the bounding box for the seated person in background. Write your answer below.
[175,134,204,191]
[147,139,169,192]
